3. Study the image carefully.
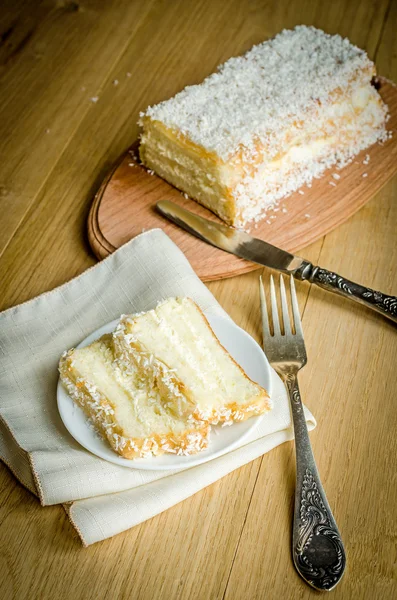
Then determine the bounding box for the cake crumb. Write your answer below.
[332,173,340,180]
[362,172,368,177]
[282,207,287,213]
[113,79,119,86]
[298,190,305,195]
[362,154,370,165]
[90,96,99,103]
[329,181,337,187]
[126,72,131,77]
[305,213,310,218]
[45,128,50,134]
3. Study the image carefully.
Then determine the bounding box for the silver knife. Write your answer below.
[157,200,397,324]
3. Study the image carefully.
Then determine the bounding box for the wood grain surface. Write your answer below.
[87,80,397,280]
[0,1,396,599]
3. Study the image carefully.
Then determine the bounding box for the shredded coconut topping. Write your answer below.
[142,26,373,161]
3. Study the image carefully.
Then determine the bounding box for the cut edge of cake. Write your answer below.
[113,297,271,426]
[59,334,210,459]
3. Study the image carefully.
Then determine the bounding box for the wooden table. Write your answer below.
[1,2,396,598]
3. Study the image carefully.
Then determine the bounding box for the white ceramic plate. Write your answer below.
[57,312,272,470]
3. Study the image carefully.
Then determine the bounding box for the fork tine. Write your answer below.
[279,275,291,335]
[259,275,270,338]
[290,275,303,336]
[269,275,281,335]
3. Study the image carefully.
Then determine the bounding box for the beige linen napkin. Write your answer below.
[0,229,315,546]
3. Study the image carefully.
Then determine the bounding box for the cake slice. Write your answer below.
[59,334,209,459]
[113,298,271,424]
[139,26,388,227]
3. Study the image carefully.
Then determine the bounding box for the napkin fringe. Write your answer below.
[63,503,89,547]
[0,453,37,496]
[0,414,38,496]
[28,453,47,506]
[0,413,49,503]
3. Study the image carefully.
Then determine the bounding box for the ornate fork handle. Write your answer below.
[298,265,397,324]
[284,374,346,591]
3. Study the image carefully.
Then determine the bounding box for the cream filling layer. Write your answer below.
[66,338,195,439]
[116,298,267,421]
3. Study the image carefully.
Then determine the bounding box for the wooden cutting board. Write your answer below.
[88,78,397,281]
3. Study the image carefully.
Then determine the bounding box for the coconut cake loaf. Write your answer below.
[139,26,388,227]
[113,298,271,424]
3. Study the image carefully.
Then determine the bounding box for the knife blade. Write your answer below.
[157,200,308,274]
[157,200,397,323]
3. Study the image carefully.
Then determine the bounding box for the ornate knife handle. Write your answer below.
[285,376,346,591]
[298,264,397,324]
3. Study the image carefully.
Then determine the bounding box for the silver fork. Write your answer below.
[260,274,346,591]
